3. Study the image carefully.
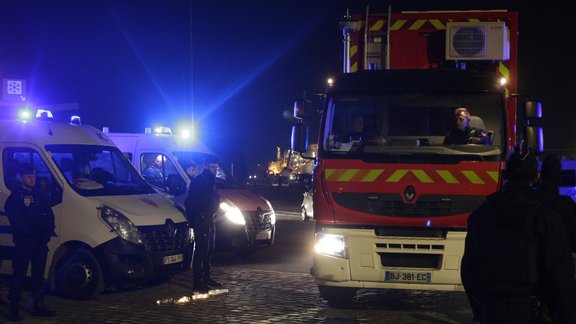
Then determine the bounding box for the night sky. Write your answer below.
[1,1,575,175]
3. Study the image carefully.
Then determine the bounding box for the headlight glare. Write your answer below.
[314,233,346,258]
[219,201,245,225]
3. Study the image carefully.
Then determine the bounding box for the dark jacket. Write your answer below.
[4,186,55,245]
[184,169,220,227]
[534,182,576,252]
[461,182,576,323]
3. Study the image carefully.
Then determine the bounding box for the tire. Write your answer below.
[318,285,357,308]
[55,249,105,300]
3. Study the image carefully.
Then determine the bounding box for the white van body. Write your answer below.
[105,129,276,253]
[0,118,192,299]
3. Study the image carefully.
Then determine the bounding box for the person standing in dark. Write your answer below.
[185,157,222,293]
[535,155,576,253]
[461,143,576,323]
[443,107,492,145]
[4,165,56,321]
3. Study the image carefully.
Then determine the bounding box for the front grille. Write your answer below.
[332,193,485,217]
[244,211,274,231]
[375,227,448,238]
[379,252,441,269]
[139,222,189,253]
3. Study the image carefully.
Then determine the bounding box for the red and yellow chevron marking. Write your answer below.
[389,18,486,31]
[325,168,499,184]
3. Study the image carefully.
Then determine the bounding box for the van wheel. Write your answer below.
[318,285,357,308]
[55,249,105,300]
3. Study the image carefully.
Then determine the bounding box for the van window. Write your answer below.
[3,147,63,205]
[47,144,154,197]
[173,151,241,189]
[140,153,185,195]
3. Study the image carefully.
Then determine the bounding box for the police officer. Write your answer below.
[185,157,222,293]
[4,164,56,321]
[535,154,576,252]
[461,143,576,323]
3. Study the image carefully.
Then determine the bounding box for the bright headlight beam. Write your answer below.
[314,233,346,258]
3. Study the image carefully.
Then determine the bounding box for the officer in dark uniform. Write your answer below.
[4,164,56,321]
[534,154,576,252]
[443,107,492,145]
[185,157,222,293]
[461,143,576,323]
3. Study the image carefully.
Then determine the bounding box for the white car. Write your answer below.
[301,189,313,221]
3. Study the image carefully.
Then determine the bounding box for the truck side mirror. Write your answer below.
[291,123,308,152]
[523,101,543,154]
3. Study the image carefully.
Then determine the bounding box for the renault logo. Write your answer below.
[166,219,176,240]
[403,185,416,202]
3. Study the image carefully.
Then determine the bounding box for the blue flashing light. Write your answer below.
[70,115,82,125]
[18,109,33,123]
[36,109,54,120]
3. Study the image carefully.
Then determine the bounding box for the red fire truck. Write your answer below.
[291,7,543,306]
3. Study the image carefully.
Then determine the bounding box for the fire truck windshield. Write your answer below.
[322,92,504,161]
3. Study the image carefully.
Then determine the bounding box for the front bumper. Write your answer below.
[95,222,192,284]
[215,210,275,251]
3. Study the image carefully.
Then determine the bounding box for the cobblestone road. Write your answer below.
[0,265,473,323]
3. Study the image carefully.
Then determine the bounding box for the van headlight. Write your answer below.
[219,201,245,225]
[100,206,144,244]
[314,233,346,258]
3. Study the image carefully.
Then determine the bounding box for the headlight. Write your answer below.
[265,200,276,225]
[100,206,144,244]
[219,201,245,225]
[314,233,346,258]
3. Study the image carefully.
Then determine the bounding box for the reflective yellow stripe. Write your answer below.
[498,62,509,79]
[387,169,409,182]
[409,19,426,30]
[350,45,358,57]
[362,169,384,182]
[487,171,499,183]
[390,20,407,30]
[461,171,485,184]
[436,170,459,183]
[411,170,433,183]
[338,169,359,181]
[370,20,385,31]
[325,169,335,180]
[429,19,445,30]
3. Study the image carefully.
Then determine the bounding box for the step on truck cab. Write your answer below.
[104,127,276,254]
[0,111,193,299]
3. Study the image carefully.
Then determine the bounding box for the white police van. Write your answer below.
[104,126,276,254]
[0,111,192,299]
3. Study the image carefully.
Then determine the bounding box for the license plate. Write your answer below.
[256,231,271,240]
[163,254,183,265]
[385,271,432,283]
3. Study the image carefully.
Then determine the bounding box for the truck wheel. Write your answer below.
[318,285,357,308]
[55,249,105,300]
